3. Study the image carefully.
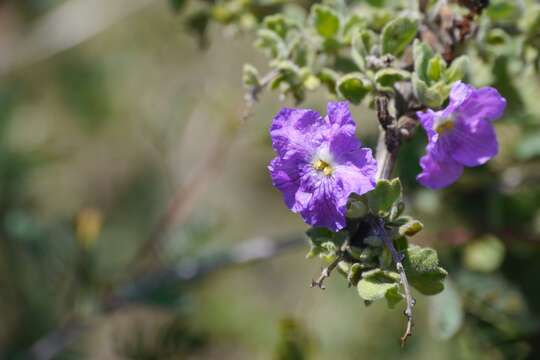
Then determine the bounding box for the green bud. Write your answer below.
[427,55,447,82]
[398,219,424,237]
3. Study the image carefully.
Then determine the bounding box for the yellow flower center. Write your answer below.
[313,159,333,176]
[434,117,455,134]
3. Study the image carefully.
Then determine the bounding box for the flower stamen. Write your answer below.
[434,117,455,134]
[313,159,333,176]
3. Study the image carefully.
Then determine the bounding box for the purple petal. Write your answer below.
[268,152,308,209]
[417,109,437,142]
[460,86,507,122]
[449,81,474,108]
[448,118,498,167]
[330,133,377,195]
[417,142,464,189]
[295,178,347,231]
[270,108,323,157]
[326,101,355,129]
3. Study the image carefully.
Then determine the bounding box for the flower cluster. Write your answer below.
[268,102,377,231]
[416,82,507,189]
[269,83,506,230]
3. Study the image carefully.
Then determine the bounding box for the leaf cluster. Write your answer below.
[307,179,447,308]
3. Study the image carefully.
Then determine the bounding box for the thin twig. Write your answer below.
[372,218,415,347]
[310,256,341,290]
[310,239,350,289]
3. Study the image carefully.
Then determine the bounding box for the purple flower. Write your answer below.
[268,102,377,231]
[416,81,507,189]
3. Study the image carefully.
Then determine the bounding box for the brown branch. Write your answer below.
[374,95,416,346]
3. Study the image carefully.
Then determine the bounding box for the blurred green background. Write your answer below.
[0,0,540,359]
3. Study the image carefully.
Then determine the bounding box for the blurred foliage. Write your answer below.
[0,0,538,359]
[273,318,313,360]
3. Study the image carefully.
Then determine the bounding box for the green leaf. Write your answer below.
[393,236,408,253]
[367,178,401,216]
[346,195,369,219]
[322,38,342,53]
[336,73,371,104]
[463,235,506,273]
[318,68,339,94]
[404,245,447,295]
[357,269,401,303]
[347,246,380,263]
[242,64,260,88]
[270,61,307,102]
[358,279,398,302]
[374,68,410,87]
[343,14,368,41]
[306,227,335,246]
[427,55,446,82]
[381,16,418,56]
[370,9,393,31]
[406,245,439,272]
[311,5,341,39]
[413,40,434,82]
[263,14,295,39]
[445,56,468,83]
[486,0,521,22]
[385,285,404,309]
[367,0,386,7]
[255,29,287,59]
[428,280,464,340]
[351,33,367,71]
[362,268,401,282]
[410,268,447,295]
[305,227,347,259]
[486,28,510,46]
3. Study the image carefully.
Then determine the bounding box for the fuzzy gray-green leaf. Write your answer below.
[381,16,418,56]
